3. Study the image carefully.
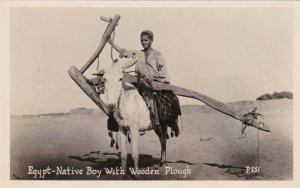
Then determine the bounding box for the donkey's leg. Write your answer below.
[162,124,168,164]
[130,127,141,179]
[119,128,128,173]
[154,126,167,166]
[131,127,139,170]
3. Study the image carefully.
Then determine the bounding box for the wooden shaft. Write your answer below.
[79,14,121,74]
[123,74,271,132]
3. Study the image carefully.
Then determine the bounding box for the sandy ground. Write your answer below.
[10,99,293,180]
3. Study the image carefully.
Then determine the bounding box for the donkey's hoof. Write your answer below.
[165,133,170,139]
[159,162,168,167]
[134,174,141,180]
[122,174,132,180]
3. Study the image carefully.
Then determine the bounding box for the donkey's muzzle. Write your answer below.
[107,103,116,113]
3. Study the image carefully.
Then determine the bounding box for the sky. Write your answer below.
[10,7,293,115]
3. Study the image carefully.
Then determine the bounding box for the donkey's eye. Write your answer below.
[119,78,123,81]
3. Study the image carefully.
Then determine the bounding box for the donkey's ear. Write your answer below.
[122,59,138,71]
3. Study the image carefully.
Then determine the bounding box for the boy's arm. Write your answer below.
[108,38,140,59]
[157,51,170,83]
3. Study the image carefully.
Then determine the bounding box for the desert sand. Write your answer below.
[10,99,292,180]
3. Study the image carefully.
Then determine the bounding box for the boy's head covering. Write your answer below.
[141,30,154,40]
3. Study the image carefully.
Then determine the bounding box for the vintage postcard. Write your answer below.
[1,1,300,188]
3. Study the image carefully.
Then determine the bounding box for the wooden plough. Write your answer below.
[68,14,271,133]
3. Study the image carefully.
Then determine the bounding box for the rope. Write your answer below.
[240,107,267,179]
[238,124,248,139]
[256,130,261,167]
[239,108,262,139]
[256,129,266,180]
[110,29,118,63]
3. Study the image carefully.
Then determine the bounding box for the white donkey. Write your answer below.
[103,61,169,174]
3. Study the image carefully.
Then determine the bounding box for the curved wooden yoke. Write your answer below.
[68,15,121,115]
[68,14,271,133]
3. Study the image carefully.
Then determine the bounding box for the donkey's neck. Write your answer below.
[119,83,138,106]
[115,83,151,131]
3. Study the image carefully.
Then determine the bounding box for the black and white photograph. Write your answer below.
[1,1,299,186]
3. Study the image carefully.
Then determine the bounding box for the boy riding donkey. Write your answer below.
[88,30,181,139]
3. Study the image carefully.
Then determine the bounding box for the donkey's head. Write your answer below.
[102,63,124,113]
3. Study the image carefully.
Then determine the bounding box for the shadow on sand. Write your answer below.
[69,150,200,168]
[69,151,162,169]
